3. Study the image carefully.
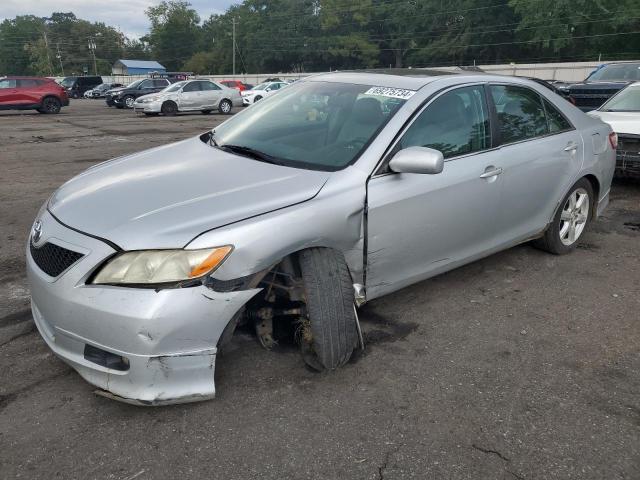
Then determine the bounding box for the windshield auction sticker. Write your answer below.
[364,87,416,100]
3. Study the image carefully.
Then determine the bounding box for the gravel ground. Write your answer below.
[0,101,638,480]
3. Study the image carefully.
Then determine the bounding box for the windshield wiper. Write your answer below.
[217,144,285,165]
[208,130,218,147]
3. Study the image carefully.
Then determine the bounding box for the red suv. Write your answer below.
[0,77,69,114]
[220,80,250,92]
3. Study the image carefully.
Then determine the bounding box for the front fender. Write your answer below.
[186,169,367,284]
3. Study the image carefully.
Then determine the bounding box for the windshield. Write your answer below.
[60,77,75,87]
[588,64,640,82]
[163,81,186,92]
[126,79,143,89]
[212,81,410,171]
[600,84,640,112]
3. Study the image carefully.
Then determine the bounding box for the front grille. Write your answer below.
[616,135,640,177]
[30,242,84,277]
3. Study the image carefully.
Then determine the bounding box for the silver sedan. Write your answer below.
[133,79,242,116]
[27,71,615,405]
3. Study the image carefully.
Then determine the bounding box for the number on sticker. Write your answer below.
[364,87,416,100]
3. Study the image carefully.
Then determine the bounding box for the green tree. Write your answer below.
[144,1,203,71]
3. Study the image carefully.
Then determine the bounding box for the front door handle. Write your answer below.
[564,142,578,152]
[480,166,503,178]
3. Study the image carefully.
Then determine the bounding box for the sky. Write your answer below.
[0,0,241,37]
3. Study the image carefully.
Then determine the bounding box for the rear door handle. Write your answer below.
[480,167,503,178]
[564,142,578,152]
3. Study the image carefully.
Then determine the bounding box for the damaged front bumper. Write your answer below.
[27,210,260,405]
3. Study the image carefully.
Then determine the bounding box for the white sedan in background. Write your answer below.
[134,79,242,116]
[589,82,640,177]
[241,81,289,105]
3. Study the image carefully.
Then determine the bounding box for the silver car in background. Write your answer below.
[134,79,242,116]
[27,71,615,405]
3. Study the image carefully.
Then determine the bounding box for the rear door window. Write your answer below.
[490,85,549,143]
[201,81,221,91]
[17,79,39,88]
[153,80,168,88]
[542,98,573,133]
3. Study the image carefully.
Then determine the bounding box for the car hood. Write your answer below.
[588,110,640,135]
[242,90,265,96]
[107,87,126,94]
[48,136,330,250]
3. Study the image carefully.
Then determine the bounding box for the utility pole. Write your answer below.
[55,43,64,76]
[88,37,97,75]
[231,17,237,76]
[42,31,54,76]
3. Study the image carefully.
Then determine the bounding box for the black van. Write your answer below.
[60,76,103,98]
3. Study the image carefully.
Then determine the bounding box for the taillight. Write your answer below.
[608,132,618,150]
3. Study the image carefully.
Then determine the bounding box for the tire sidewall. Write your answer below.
[41,97,61,114]
[161,101,177,116]
[547,178,594,254]
[219,99,232,114]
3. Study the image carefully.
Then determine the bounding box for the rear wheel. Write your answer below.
[533,178,593,254]
[298,248,358,370]
[218,99,232,114]
[161,101,178,116]
[38,96,61,114]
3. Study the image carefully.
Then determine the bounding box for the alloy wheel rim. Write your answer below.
[559,187,589,246]
[125,97,134,108]
[221,101,231,113]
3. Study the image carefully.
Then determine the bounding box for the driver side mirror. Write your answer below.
[389,146,444,175]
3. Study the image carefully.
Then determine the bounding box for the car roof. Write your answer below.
[306,69,555,91]
[307,69,467,89]
[3,76,54,80]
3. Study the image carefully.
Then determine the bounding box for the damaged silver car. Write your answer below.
[27,71,616,405]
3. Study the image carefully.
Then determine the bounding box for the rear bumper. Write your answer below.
[26,209,260,405]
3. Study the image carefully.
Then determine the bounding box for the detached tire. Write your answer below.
[299,248,358,371]
[533,178,594,255]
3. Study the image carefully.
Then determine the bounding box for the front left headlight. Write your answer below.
[91,246,232,286]
[140,96,159,103]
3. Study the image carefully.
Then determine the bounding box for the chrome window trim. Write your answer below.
[486,83,577,148]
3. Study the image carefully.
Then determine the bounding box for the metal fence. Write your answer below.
[49,59,638,85]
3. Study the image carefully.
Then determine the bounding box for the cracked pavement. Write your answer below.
[1,101,639,479]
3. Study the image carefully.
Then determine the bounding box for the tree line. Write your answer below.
[1,0,638,77]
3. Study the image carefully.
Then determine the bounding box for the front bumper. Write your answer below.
[133,100,162,113]
[242,96,253,105]
[26,210,260,405]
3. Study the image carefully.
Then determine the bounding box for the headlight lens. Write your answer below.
[91,246,232,285]
[140,96,158,103]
